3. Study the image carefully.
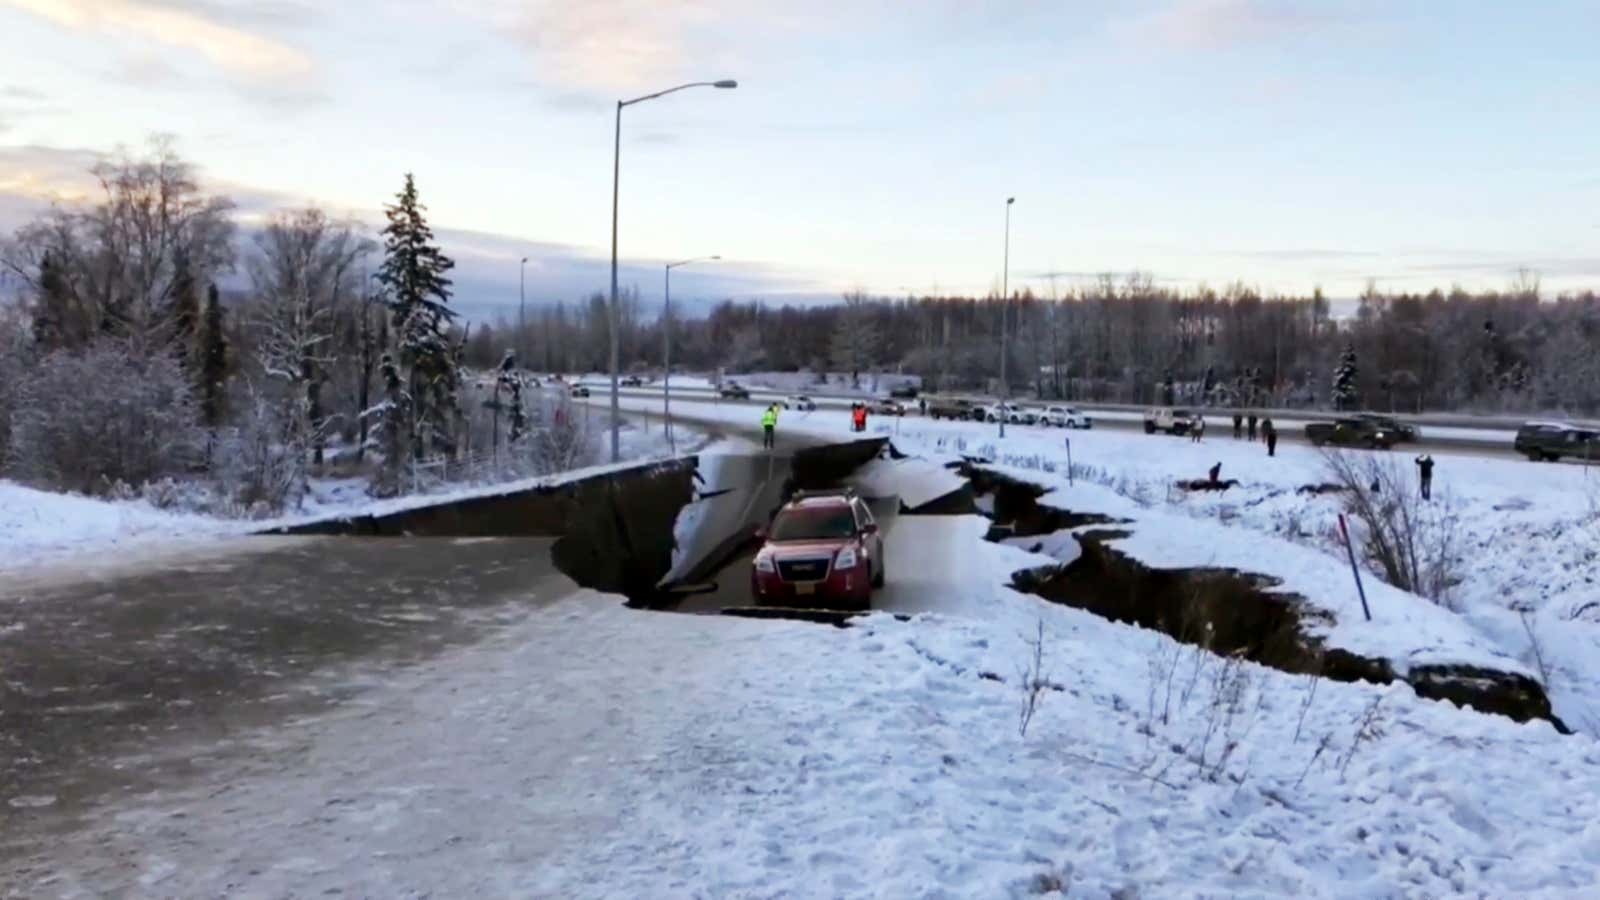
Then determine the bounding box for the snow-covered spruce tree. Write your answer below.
[366,352,410,497]
[1332,343,1359,411]
[375,173,458,465]
[198,283,229,431]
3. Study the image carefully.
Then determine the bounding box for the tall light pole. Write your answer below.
[609,78,738,462]
[999,196,1015,438]
[518,256,528,369]
[664,255,720,452]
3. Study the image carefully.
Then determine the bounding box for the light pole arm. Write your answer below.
[621,81,734,107]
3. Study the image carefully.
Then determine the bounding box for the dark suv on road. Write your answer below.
[1305,417,1401,449]
[751,489,884,610]
[1353,413,1419,443]
[719,382,751,400]
[1515,422,1600,462]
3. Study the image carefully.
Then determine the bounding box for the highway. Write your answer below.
[571,380,1532,459]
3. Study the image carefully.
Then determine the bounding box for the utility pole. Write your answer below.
[608,78,738,462]
[999,196,1015,438]
[519,256,528,370]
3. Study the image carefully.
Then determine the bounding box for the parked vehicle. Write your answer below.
[783,395,817,411]
[1353,413,1419,442]
[889,384,920,399]
[569,385,591,398]
[719,382,751,400]
[1143,407,1197,435]
[872,398,906,416]
[1304,417,1400,449]
[1514,421,1600,462]
[926,396,980,420]
[981,402,1037,425]
[1042,405,1093,429]
[751,489,884,610]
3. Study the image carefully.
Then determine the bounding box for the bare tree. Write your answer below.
[247,207,374,477]
[2,136,235,355]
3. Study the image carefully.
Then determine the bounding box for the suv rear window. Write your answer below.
[769,506,857,541]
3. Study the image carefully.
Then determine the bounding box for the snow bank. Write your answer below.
[0,480,241,575]
[845,455,968,509]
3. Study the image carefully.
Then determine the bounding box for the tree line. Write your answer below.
[0,139,587,513]
[479,273,1600,415]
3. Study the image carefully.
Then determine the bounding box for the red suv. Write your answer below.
[751,490,885,610]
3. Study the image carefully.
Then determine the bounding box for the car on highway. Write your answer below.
[1304,417,1401,449]
[719,382,751,400]
[872,398,906,416]
[1514,421,1600,462]
[927,396,981,420]
[620,375,645,387]
[569,384,591,398]
[783,394,817,411]
[751,489,884,610]
[982,402,1037,425]
[1353,412,1419,442]
[889,384,920,399]
[1143,407,1198,435]
[1042,405,1092,429]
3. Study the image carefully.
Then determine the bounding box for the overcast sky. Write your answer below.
[2,0,1598,321]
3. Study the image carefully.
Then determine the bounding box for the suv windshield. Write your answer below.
[769,506,857,541]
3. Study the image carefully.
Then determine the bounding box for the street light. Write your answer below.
[518,256,528,369]
[664,255,720,452]
[608,78,738,462]
[999,196,1015,438]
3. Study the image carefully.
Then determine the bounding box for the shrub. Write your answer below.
[8,340,203,493]
[1321,449,1462,607]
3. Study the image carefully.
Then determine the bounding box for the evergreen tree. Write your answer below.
[197,283,229,430]
[368,352,409,497]
[30,251,71,349]
[169,248,201,363]
[375,173,458,461]
[1333,342,1359,411]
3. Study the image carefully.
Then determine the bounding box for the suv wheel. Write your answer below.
[1144,421,1156,434]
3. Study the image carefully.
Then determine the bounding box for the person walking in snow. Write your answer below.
[853,403,868,432]
[1415,453,1435,500]
[1262,417,1277,456]
[761,404,778,449]
[1232,412,1243,439]
[1247,413,1259,442]
[1191,414,1206,442]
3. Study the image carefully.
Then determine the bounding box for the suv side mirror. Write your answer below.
[862,522,879,535]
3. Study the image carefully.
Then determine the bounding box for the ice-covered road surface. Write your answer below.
[0,536,573,868]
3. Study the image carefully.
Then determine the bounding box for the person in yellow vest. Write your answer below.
[761,404,778,449]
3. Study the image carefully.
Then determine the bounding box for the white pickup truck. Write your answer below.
[1143,407,1198,435]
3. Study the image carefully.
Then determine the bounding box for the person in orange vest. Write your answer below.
[852,402,867,432]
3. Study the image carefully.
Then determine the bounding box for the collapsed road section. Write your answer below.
[962,462,1565,732]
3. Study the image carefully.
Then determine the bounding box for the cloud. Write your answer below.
[3,0,315,81]
[1118,0,1343,50]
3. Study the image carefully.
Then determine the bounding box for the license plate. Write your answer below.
[795,583,814,595]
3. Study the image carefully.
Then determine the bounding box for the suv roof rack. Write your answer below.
[790,487,858,501]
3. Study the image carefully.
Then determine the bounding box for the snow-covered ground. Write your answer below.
[592,394,1600,733]
[0,419,708,578]
[15,514,1599,897]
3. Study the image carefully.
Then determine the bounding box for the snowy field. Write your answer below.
[595,394,1600,734]
[14,512,1599,897]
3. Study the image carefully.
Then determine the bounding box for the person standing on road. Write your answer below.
[852,403,868,432]
[1262,417,1277,456]
[1415,453,1435,500]
[1233,413,1243,439]
[761,404,778,449]
[1247,413,1259,442]
[919,397,927,416]
[1191,414,1206,443]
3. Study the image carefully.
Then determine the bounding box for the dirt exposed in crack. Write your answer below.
[963,465,1566,732]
